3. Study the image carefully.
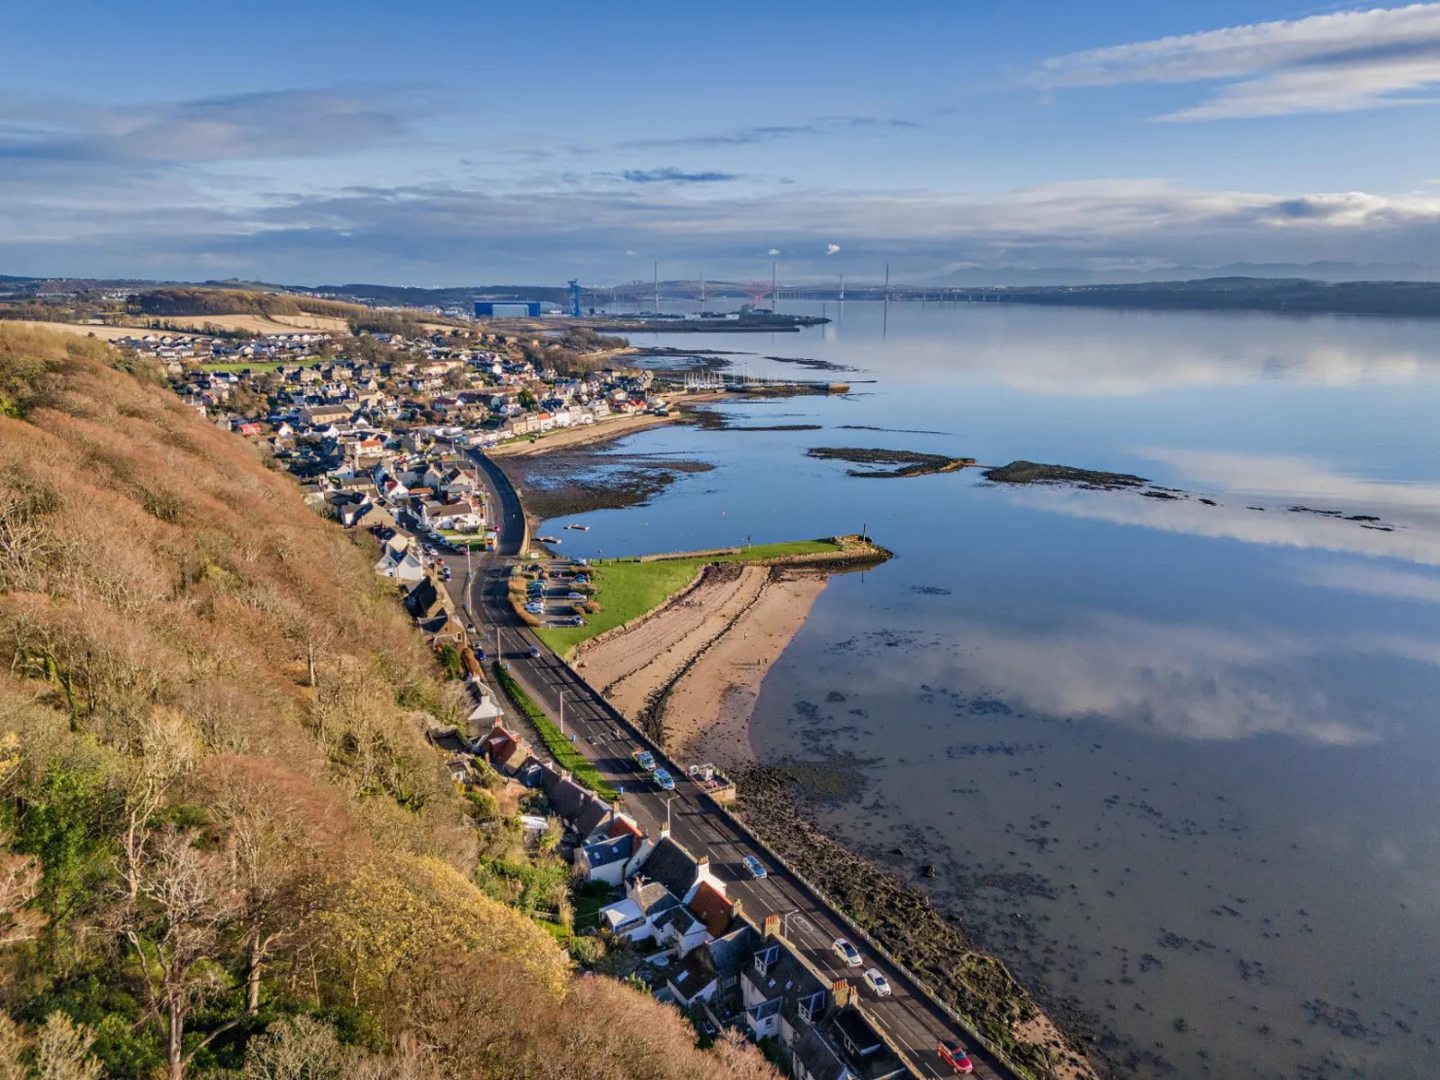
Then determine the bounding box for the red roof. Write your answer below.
[607,816,643,841]
[482,725,519,767]
[687,881,733,938]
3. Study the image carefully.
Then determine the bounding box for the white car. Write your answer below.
[832,938,862,967]
[862,968,892,997]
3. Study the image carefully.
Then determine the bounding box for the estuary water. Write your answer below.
[543,301,1440,1078]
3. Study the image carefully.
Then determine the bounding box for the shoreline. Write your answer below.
[572,562,830,766]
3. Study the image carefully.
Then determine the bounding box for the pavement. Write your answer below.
[436,449,1013,1080]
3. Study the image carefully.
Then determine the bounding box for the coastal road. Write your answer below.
[454,449,1013,1080]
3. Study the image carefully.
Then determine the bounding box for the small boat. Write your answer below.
[537,535,561,544]
[564,524,591,531]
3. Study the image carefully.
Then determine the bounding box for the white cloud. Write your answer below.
[925,611,1391,745]
[825,242,842,255]
[993,448,1440,566]
[1036,3,1440,120]
[1301,562,1440,603]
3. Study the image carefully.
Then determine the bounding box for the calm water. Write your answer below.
[546,301,1440,1078]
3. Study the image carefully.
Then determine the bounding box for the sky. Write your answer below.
[4,1,1440,286]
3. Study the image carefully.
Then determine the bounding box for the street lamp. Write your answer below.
[665,794,680,832]
[558,688,566,736]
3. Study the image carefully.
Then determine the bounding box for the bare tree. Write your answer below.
[118,828,242,1080]
[0,1013,27,1080]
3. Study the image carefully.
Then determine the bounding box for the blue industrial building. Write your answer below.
[474,300,542,318]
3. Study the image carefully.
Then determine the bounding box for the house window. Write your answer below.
[753,944,779,977]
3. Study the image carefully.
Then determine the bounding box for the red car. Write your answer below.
[937,1039,974,1074]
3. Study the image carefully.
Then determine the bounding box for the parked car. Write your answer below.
[937,1041,974,1075]
[742,854,768,879]
[832,939,862,967]
[527,645,541,659]
[474,647,487,662]
[653,767,675,791]
[862,968,892,997]
[566,592,585,600]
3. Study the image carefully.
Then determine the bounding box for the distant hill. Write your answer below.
[959,277,1440,317]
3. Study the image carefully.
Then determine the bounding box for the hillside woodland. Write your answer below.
[0,326,774,1079]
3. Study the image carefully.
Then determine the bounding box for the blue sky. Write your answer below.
[5,1,1440,285]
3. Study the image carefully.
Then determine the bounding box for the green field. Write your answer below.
[197,358,325,373]
[533,538,842,656]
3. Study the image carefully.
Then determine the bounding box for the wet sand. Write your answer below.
[574,562,829,767]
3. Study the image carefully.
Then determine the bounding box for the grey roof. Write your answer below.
[654,904,698,935]
[791,1027,849,1080]
[575,796,611,837]
[706,924,756,985]
[638,836,698,899]
[633,881,680,919]
[667,950,717,1003]
[538,767,589,824]
[580,834,633,870]
[745,936,827,1024]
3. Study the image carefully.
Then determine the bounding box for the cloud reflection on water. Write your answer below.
[923,611,1440,745]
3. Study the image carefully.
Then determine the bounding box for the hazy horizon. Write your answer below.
[6,2,1440,284]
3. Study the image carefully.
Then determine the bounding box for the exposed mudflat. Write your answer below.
[498,449,714,519]
[807,446,977,478]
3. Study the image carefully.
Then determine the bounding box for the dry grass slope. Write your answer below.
[0,325,774,1079]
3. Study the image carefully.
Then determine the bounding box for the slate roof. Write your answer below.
[654,904,699,936]
[580,833,634,870]
[538,767,589,824]
[667,949,717,1004]
[575,796,611,838]
[632,881,680,919]
[638,836,698,899]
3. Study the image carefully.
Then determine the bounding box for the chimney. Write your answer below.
[660,820,671,840]
[763,914,780,939]
[831,980,852,1008]
[731,898,745,920]
[696,855,710,869]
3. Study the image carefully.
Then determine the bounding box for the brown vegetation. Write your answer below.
[0,325,774,1078]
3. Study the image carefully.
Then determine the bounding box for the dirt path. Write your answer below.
[574,562,828,769]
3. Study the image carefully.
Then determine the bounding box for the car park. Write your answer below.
[862,968,891,997]
[742,855,768,879]
[937,1041,974,1074]
[832,939,862,967]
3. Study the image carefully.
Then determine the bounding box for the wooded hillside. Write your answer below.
[0,325,773,1078]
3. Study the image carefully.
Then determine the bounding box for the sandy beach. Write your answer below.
[574,562,829,768]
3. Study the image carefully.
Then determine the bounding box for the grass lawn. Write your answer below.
[197,358,325,373]
[534,538,842,656]
[494,665,617,800]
